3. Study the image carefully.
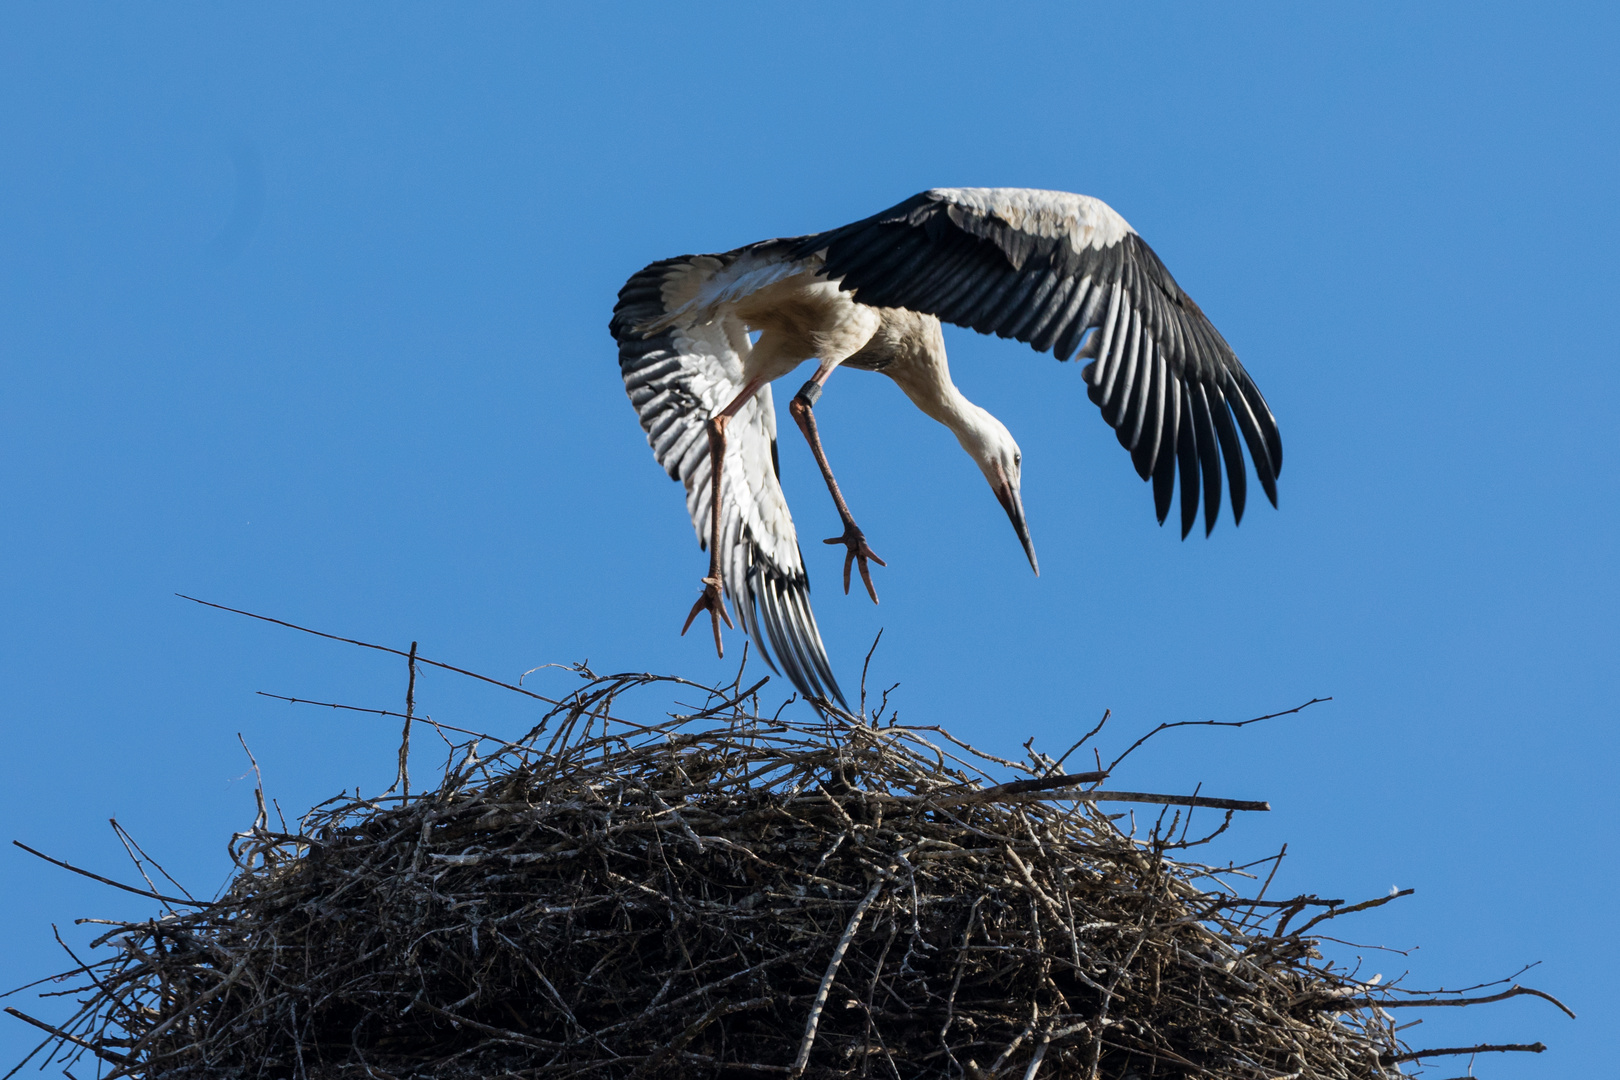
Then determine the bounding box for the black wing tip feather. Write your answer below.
[1174,384,1201,540]
[1066,249,1279,534]
[1088,364,1280,538]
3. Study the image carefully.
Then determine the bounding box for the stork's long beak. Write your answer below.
[993,467,1039,576]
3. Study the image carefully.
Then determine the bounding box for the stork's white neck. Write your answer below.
[909,378,990,449]
[883,340,1003,475]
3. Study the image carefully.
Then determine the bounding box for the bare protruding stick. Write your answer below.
[1336,984,1575,1019]
[10,842,201,908]
[1384,1041,1547,1064]
[398,641,418,799]
[793,876,885,1075]
[1078,790,1269,812]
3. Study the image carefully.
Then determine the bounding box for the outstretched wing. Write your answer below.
[794,188,1281,537]
[610,245,846,706]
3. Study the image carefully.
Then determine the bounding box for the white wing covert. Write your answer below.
[795,188,1282,538]
[611,243,846,706]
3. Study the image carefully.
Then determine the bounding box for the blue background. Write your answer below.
[2,4,1614,1075]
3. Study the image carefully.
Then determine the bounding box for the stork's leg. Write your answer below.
[789,367,887,603]
[681,378,765,657]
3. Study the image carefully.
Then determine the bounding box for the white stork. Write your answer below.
[611,188,1281,706]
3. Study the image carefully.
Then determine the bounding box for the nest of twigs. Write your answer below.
[8,653,1566,1080]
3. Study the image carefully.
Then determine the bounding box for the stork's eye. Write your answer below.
[1014,452,1021,467]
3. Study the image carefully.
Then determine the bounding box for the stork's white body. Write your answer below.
[737,276,882,384]
[728,280,991,455]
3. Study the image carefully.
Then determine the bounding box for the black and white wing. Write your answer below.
[794,188,1281,537]
[610,243,846,706]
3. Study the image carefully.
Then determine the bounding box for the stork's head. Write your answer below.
[956,407,1038,576]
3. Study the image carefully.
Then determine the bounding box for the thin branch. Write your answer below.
[256,693,547,756]
[398,640,419,799]
[1331,985,1575,1019]
[1050,709,1110,774]
[1106,698,1332,774]
[1081,790,1268,812]
[1384,1042,1546,1064]
[177,595,563,704]
[10,843,204,908]
[108,820,195,904]
[793,876,885,1075]
[1,1010,126,1066]
[1293,889,1413,937]
[259,692,407,719]
[857,629,884,725]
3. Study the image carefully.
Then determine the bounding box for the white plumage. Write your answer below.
[611,188,1281,706]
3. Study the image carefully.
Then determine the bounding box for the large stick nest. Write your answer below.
[8,663,1562,1080]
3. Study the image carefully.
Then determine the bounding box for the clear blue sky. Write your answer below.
[2,3,1614,1073]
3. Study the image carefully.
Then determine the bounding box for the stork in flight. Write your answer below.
[611,188,1281,706]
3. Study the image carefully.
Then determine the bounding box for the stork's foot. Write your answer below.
[824,525,887,603]
[681,575,733,657]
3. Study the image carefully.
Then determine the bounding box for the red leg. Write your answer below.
[788,376,886,603]
[680,379,764,656]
